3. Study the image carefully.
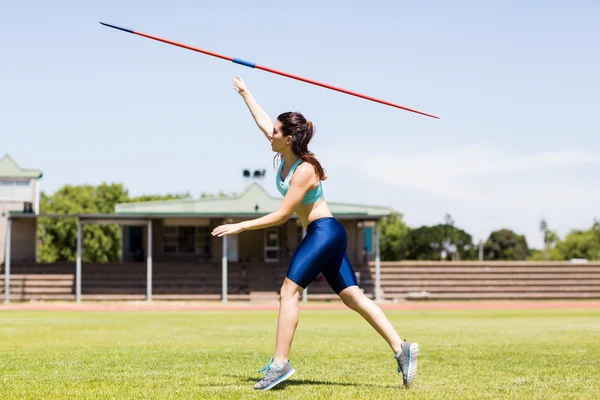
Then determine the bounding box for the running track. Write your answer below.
[2,301,599,312]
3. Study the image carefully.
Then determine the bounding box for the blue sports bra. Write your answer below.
[276,157,324,204]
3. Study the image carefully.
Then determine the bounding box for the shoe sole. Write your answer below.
[259,368,296,391]
[406,343,419,387]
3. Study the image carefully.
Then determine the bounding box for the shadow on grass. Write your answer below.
[222,374,399,389]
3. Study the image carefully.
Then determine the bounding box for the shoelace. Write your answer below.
[395,342,407,375]
[258,358,274,374]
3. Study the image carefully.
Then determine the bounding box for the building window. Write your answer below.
[177,226,196,253]
[264,228,280,262]
[163,226,210,258]
[0,180,31,201]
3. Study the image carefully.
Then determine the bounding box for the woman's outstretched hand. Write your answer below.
[233,76,249,95]
[211,223,244,237]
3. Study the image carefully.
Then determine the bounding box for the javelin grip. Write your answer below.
[232,58,257,68]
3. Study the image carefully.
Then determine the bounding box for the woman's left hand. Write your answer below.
[211,223,244,237]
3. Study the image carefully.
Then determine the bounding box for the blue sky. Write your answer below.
[2,1,599,249]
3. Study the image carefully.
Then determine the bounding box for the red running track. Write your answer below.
[2,301,599,312]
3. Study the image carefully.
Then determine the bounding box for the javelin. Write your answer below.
[100,22,439,119]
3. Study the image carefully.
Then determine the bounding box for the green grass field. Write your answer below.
[1,305,599,399]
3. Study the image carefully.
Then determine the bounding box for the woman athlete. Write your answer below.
[211,76,419,391]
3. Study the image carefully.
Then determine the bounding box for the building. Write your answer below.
[115,182,390,266]
[0,155,42,265]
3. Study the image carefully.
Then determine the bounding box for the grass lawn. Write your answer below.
[1,306,599,399]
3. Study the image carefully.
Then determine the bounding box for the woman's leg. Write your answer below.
[273,277,304,363]
[319,220,419,387]
[327,254,419,387]
[338,286,403,353]
[254,277,302,390]
[275,220,339,362]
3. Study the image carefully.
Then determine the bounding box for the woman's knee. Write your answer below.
[339,286,364,310]
[280,278,303,301]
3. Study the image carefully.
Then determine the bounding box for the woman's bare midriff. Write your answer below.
[294,198,333,228]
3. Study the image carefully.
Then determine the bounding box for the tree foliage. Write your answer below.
[379,212,411,261]
[483,229,529,260]
[539,218,559,261]
[37,183,191,263]
[401,223,476,261]
[529,218,600,261]
[556,229,600,261]
[127,193,191,203]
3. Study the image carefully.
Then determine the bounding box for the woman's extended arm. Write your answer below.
[233,76,274,142]
[211,164,314,237]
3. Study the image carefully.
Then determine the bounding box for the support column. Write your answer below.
[4,218,12,304]
[120,226,124,264]
[301,224,307,303]
[375,220,381,302]
[147,220,153,302]
[76,220,82,303]
[222,232,228,303]
[34,180,40,263]
[221,219,227,303]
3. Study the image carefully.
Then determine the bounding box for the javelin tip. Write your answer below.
[100,22,134,34]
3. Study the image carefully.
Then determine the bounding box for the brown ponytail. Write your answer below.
[275,112,327,180]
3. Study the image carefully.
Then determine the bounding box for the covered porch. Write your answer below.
[3,183,391,303]
[3,214,385,304]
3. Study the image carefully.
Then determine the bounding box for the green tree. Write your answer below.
[123,192,234,203]
[528,248,564,261]
[37,184,191,263]
[379,212,411,261]
[200,191,235,198]
[483,229,530,260]
[593,218,600,255]
[556,229,600,260]
[37,183,129,263]
[539,219,559,261]
[127,193,191,203]
[401,223,476,261]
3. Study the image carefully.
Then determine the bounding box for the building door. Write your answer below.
[264,228,280,262]
[128,226,144,262]
[363,226,373,263]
